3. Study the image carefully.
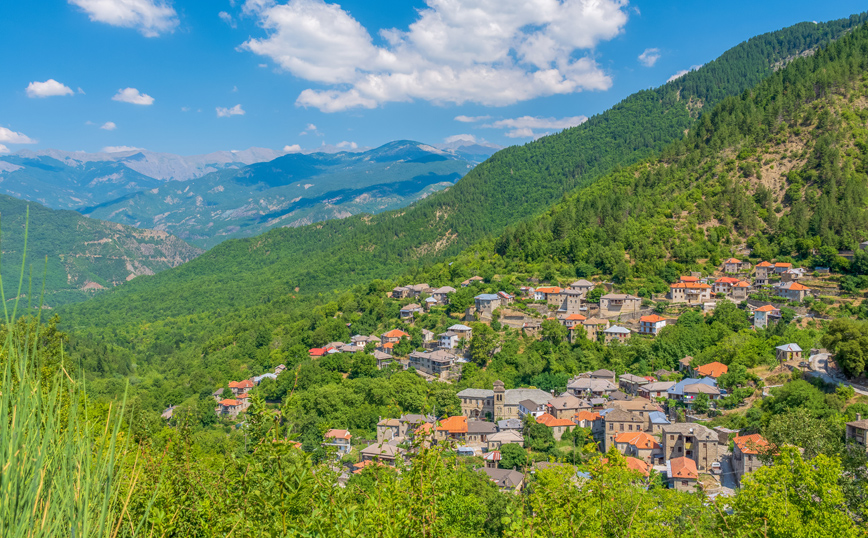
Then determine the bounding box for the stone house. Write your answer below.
[474,294,501,312]
[668,282,712,304]
[569,279,595,295]
[574,410,605,440]
[775,343,802,363]
[581,318,610,342]
[603,325,631,344]
[774,281,809,302]
[733,433,771,484]
[618,373,649,395]
[479,467,524,492]
[603,409,646,452]
[216,398,246,417]
[754,261,773,285]
[846,415,868,452]
[546,394,590,419]
[567,377,618,397]
[381,329,410,346]
[638,382,675,400]
[392,286,410,299]
[438,331,460,350]
[562,313,587,329]
[456,380,552,420]
[407,350,458,376]
[753,304,780,328]
[722,258,745,274]
[465,420,498,446]
[599,294,642,317]
[229,379,255,396]
[448,324,473,340]
[399,303,422,320]
[360,442,405,466]
[536,413,575,441]
[431,286,456,304]
[487,430,525,451]
[533,286,562,301]
[668,457,699,492]
[518,399,548,418]
[773,262,792,274]
[461,276,484,287]
[615,431,664,464]
[661,423,720,471]
[590,369,617,383]
[713,276,740,295]
[731,280,751,300]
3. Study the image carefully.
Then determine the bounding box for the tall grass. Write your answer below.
[0,211,152,537]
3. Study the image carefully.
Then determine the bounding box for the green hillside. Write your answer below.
[0,194,202,307]
[60,13,867,325]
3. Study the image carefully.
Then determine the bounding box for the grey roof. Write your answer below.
[568,378,617,392]
[604,325,631,334]
[547,394,584,409]
[590,398,606,406]
[684,383,721,395]
[439,331,458,337]
[661,423,717,441]
[480,467,524,489]
[497,418,523,430]
[400,414,435,424]
[648,411,670,424]
[475,294,500,301]
[776,343,803,352]
[603,409,643,423]
[488,430,524,443]
[457,388,494,398]
[668,377,716,396]
[641,382,676,392]
[432,286,456,294]
[400,303,422,311]
[361,443,404,458]
[519,399,544,411]
[571,279,594,287]
[601,293,640,300]
[467,420,498,434]
[591,369,616,377]
[449,324,472,331]
[608,390,629,401]
[425,297,438,303]
[504,388,552,406]
[619,373,647,384]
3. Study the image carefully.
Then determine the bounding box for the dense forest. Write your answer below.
[56,13,868,326]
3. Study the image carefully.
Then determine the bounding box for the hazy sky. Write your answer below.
[1,0,866,155]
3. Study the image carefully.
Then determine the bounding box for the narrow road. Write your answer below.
[719,454,737,491]
[809,353,868,396]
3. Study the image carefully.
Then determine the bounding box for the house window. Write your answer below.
[609,424,614,431]
[619,424,624,431]
[678,447,682,453]
[628,425,633,431]
[686,451,692,457]
[669,435,674,441]
[681,481,688,487]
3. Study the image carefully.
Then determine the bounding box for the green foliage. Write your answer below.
[498,443,528,471]
[822,318,868,377]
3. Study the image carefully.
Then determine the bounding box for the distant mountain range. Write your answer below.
[0,140,500,248]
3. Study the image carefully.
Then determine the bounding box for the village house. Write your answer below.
[713,276,740,295]
[216,398,247,417]
[546,393,590,419]
[465,420,498,446]
[580,317,610,342]
[638,314,667,336]
[774,281,810,302]
[590,369,618,383]
[648,411,671,433]
[661,423,720,471]
[683,383,721,405]
[574,410,605,440]
[376,418,401,442]
[435,415,468,442]
[569,279,595,295]
[556,289,584,315]
[732,433,771,484]
[381,329,409,347]
[322,429,353,455]
[424,297,438,311]
[487,430,525,451]
[561,313,587,329]
[773,262,792,274]
[406,284,431,297]
[667,457,699,491]
[474,293,501,312]
[438,331,460,350]
[360,442,405,466]
[449,324,473,340]
[391,286,410,299]
[599,294,642,318]
[752,304,780,328]
[456,380,552,420]
[652,368,674,380]
[407,349,459,377]
[229,379,255,396]
[518,399,549,418]
[536,413,575,441]
[567,377,618,398]
[479,467,524,492]
[603,325,631,344]
[618,373,649,395]
[399,303,422,320]
[754,261,773,285]
[846,415,868,452]
[431,286,456,304]
[461,276,484,287]
[781,268,807,282]
[667,377,718,404]
[731,280,751,300]
[603,409,646,452]
[775,343,803,363]
[374,414,436,443]
[373,350,398,370]
[615,431,664,464]
[722,258,745,274]
[638,381,675,400]
[607,399,661,431]
[694,361,728,379]
[678,356,694,372]
[533,286,561,301]
[668,281,712,304]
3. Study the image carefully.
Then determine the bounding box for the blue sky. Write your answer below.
[1,0,865,155]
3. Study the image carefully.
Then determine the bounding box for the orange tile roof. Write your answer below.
[574,410,602,422]
[228,381,241,388]
[565,314,587,320]
[436,415,468,433]
[237,392,250,399]
[535,286,562,294]
[236,380,254,389]
[695,361,728,378]
[733,433,770,455]
[755,305,778,312]
[786,282,809,291]
[218,399,239,406]
[715,277,740,284]
[724,258,741,264]
[639,314,666,323]
[415,422,434,434]
[383,329,410,339]
[536,413,575,428]
[774,262,792,268]
[670,282,711,289]
[353,460,387,474]
[383,342,395,349]
[679,276,699,282]
[325,429,352,440]
[614,431,661,450]
[756,261,773,267]
[669,457,698,479]
[733,281,751,288]
[601,456,650,476]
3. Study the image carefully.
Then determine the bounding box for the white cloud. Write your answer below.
[283,144,302,153]
[0,127,36,144]
[300,123,319,135]
[216,104,245,117]
[26,79,74,98]
[181,106,190,111]
[335,141,357,149]
[444,134,477,144]
[69,0,179,37]
[112,87,155,105]
[481,114,587,137]
[100,121,117,130]
[219,10,237,27]
[667,64,703,82]
[638,48,660,67]
[258,63,268,68]
[241,0,630,112]
[454,115,491,123]
[0,144,9,154]
[102,145,144,153]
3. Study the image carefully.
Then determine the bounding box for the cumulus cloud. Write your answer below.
[667,64,703,82]
[102,145,144,152]
[100,121,117,130]
[218,10,236,27]
[638,48,660,67]
[216,104,245,117]
[112,87,155,105]
[299,123,319,135]
[454,115,491,123]
[482,115,587,138]
[26,79,74,98]
[68,0,179,37]
[241,0,630,112]
[335,141,358,149]
[0,127,36,144]
[444,134,477,144]
[0,145,9,154]
[283,144,302,153]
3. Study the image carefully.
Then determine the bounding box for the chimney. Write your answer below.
[858,413,863,421]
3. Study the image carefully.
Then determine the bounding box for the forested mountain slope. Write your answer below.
[60,13,867,324]
[0,194,202,307]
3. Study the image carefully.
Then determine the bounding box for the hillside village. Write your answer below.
[196,255,868,496]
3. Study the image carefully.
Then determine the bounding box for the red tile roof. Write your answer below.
[535,286,562,294]
[671,282,712,289]
[679,276,699,282]
[236,380,254,389]
[601,456,650,476]
[309,348,327,356]
[756,261,773,267]
[325,428,352,440]
[715,276,740,284]
[639,314,666,323]
[695,361,728,378]
[733,433,769,455]
[669,456,698,479]
[536,413,575,428]
[383,329,410,339]
[755,305,778,312]
[574,410,602,422]
[436,415,468,433]
[218,399,239,406]
[614,431,661,450]
[724,258,741,264]
[565,314,587,321]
